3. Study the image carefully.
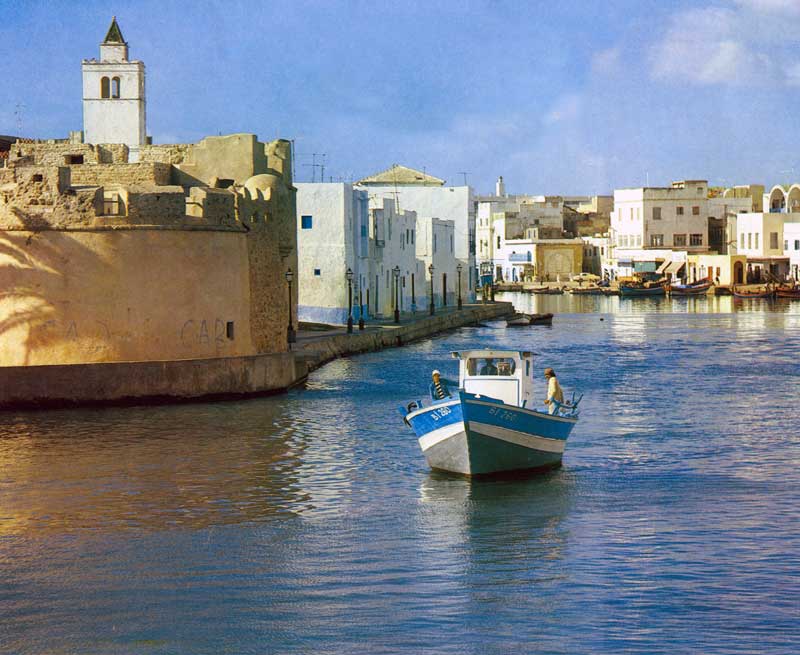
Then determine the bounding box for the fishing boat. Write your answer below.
[506,312,553,327]
[401,350,581,476]
[569,286,604,295]
[732,286,774,299]
[776,286,800,299]
[528,286,563,295]
[619,281,667,297]
[669,279,713,296]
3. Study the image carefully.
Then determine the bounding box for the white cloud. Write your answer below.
[543,94,582,125]
[649,6,787,86]
[733,0,800,15]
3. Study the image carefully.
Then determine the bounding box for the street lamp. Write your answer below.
[456,263,463,310]
[345,267,354,334]
[285,267,296,346]
[428,263,435,316]
[358,279,365,330]
[393,265,401,323]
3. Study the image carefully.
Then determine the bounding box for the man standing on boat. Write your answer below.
[544,368,564,414]
[430,370,456,400]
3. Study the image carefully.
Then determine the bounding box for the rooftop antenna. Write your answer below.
[302,152,327,183]
[458,171,469,186]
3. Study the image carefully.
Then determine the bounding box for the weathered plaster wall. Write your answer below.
[70,162,172,187]
[0,229,254,366]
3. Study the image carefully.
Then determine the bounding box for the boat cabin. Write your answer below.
[451,350,534,408]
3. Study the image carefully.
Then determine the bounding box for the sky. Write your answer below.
[1,0,799,195]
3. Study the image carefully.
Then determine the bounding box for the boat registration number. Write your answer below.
[487,406,517,423]
[430,406,452,421]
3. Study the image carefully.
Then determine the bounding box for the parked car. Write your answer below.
[571,272,601,282]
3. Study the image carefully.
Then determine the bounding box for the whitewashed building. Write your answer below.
[295,183,370,324]
[357,165,475,301]
[736,212,790,281]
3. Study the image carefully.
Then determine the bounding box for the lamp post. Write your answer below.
[285,267,296,346]
[457,263,463,310]
[428,263,435,316]
[345,267,354,334]
[358,280,365,330]
[393,266,401,323]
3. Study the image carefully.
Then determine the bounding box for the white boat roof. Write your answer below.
[451,350,534,360]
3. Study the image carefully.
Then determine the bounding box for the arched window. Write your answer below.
[100,76,110,98]
[111,77,121,99]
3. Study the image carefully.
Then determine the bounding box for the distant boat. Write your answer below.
[569,286,604,295]
[529,286,564,295]
[669,279,713,296]
[732,286,774,299]
[619,281,667,297]
[401,350,582,476]
[775,285,800,299]
[506,312,553,327]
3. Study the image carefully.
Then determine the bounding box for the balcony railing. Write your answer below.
[509,252,532,262]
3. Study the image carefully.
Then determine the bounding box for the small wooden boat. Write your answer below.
[619,282,666,297]
[669,279,713,296]
[569,286,604,295]
[402,350,582,476]
[775,286,800,299]
[529,286,564,295]
[732,286,774,299]
[506,312,553,327]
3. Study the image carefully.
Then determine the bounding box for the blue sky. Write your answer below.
[2,0,799,194]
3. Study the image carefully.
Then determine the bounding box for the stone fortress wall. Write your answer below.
[0,134,297,367]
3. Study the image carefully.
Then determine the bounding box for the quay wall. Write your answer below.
[301,302,514,372]
[0,352,304,409]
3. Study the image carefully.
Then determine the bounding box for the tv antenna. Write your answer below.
[302,152,327,183]
[14,103,25,135]
[458,171,469,186]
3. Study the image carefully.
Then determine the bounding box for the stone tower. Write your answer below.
[82,17,146,161]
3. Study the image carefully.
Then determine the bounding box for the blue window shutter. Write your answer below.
[301,215,313,229]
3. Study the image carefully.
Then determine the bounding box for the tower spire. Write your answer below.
[103,16,126,44]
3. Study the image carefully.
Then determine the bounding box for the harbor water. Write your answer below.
[2,295,799,654]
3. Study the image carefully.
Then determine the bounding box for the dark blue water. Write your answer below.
[2,297,800,654]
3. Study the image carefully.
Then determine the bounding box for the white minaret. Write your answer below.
[495,176,505,197]
[82,17,146,161]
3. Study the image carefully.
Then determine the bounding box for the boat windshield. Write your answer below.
[466,357,516,376]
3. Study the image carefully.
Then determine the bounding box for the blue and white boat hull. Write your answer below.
[406,391,576,476]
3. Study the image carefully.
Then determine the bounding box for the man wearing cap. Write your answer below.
[544,368,564,414]
[430,369,456,400]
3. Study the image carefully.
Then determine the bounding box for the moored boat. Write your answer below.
[506,313,553,327]
[776,286,800,299]
[528,286,564,295]
[619,281,667,297]
[669,279,713,296]
[401,350,581,476]
[569,286,604,295]
[732,286,774,299]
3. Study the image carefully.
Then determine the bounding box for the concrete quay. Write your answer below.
[297,302,515,374]
[0,302,513,409]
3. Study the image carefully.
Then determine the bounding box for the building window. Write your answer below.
[411,229,415,245]
[450,235,454,252]
[650,234,664,247]
[748,233,752,249]
[692,206,700,215]
[496,235,500,249]
[795,240,800,250]
[770,232,778,249]
[434,234,437,253]
[100,76,110,98]
[66,155,84,165]
[674,234,687,247]
[785,240,789,251]
[635,235,641,247]
[676,206,684,215]
[754,233,759,249]
[690,234,702,246]
[653,207,662,220]
[32,174,43,182]
[314,269,321,276]
[301,215,313,229]
[361,225,367,237]
[226,321,235,340]
[111,76,121,99]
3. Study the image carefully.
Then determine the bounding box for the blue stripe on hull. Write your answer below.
[407,401,463,438]
[461,393,575,441]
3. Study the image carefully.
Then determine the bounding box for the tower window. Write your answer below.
[100,76,110,98]
[66,155,84,165]
[111,77,121,99]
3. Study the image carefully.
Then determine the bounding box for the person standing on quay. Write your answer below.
[544,367,563,414]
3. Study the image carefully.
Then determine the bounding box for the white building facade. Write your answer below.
[296,183,370,325]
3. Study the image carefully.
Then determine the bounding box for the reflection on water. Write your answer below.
[2,302,800,654]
